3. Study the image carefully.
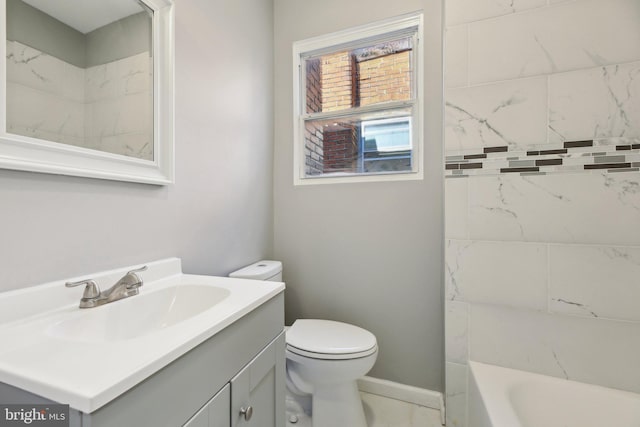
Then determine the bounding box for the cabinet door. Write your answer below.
[231,332,285,427]
[184,384,230,427]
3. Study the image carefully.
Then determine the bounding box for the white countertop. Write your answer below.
[0,258,284,413]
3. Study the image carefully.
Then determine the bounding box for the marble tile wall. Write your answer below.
[85,52,153,159]
[445,174,640,427]
[6,41,152,160]
[6,41,85,145]
[444,1,640,426]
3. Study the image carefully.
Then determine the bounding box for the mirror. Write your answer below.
[0,0,174,184]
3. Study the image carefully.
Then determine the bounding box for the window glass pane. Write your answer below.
[362,117,411,152]
[305,36,414,114]
[303,110,413,176]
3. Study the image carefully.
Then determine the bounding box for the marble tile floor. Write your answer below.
[285,392,443,427]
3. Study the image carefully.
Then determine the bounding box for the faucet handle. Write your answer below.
[127,265,148,275]
[122,265,147,290]
[65,279,100,299]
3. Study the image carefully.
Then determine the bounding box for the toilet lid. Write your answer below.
[286,319,377,359]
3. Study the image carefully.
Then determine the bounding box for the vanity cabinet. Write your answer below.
[230,330,284,427]
[0,294,285,427]
[183,331,286,427]
[184,384,230,427]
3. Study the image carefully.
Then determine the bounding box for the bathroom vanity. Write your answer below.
[0,259,285,427]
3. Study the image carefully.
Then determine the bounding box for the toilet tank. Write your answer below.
[229,260,282,282]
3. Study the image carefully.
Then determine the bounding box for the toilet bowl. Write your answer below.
[230,261,378,427]
[286,319,377,427]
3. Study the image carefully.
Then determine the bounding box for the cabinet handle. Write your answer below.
[240,406,253,421]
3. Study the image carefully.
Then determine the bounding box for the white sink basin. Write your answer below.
[0,258,284,413]
[46,285,231,342]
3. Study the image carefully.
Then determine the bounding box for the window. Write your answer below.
[361,117,412,173]
[293,13,423,185]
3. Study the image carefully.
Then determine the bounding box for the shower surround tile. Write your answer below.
[97,132,153,159]
[445,362,468,427]
[467,172,640,245]
[444,136,640,178]
[6,82,85,141]
[444,1,640,425]
[445,240,548,310]
[84,53,152,160]
[444,178,468,239]
[446,77,548,151]
[445,26,468,89]
[445,301,469,364]
[6,40,85,102]
[468,0,640,84]
[549,61,640,142]
[85,61,123,102]
[85,52,151,102]
[446,0,546,26]
[6,41,85,144]
[120,53,152,95]
[6,42,152,159]
[87,91,152,137]
[470,304,640,394]
[549,244,640,322]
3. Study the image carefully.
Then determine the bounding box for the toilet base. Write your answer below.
[285,382,368,427]
[286,393,312,427]
[311,381,367,427]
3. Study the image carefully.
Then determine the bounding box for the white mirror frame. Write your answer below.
[0,0,174,185]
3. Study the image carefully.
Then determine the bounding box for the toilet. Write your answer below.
[230,260,378,427]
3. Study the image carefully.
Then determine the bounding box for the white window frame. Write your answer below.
[292,12,424,186]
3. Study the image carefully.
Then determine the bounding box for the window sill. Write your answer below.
[294,169,423,186]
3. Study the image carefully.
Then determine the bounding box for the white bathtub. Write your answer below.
[467,361,640,427]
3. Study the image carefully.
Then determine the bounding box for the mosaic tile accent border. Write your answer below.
[445,137,640,178]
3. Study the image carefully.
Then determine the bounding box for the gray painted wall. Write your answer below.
[273,0,444,391]
[7,0,85,67]
[85,12,151,67]
[0,0,273,292]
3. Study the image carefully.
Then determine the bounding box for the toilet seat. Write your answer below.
[286,344,377,360]
[286,319,377,360]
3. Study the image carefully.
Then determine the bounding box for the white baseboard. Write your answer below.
[357,376,444,414]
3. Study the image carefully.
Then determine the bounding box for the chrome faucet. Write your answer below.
[66,266,147,308]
